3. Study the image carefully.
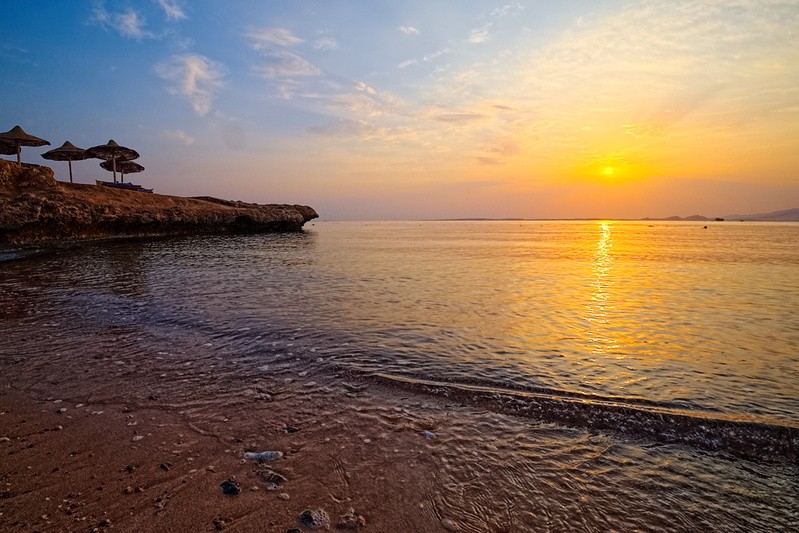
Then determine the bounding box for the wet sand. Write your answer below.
[0,371,456,532]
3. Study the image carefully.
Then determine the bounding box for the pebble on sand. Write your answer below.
[337,507,367,530]
[298,508,330,530]
[258,470,287,490]
[219,480,241,496]
[243,450,283,462]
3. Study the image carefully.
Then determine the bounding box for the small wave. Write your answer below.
[372,373,799,463]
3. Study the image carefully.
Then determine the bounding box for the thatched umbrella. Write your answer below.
[41,141,90,183]
[0,140,16,156]
[100,160,144,182]
[86,140,139,183]
[0,125,50,164]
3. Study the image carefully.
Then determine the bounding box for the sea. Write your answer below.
[1,220,797,531]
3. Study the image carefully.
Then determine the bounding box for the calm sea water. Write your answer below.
[2,220,798,530]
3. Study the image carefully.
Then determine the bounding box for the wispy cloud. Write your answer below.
[307,118,376,137]
[156,0,187,21]
[467,24,491,44]
[154,54,227,116]
[433,112,487,124]
[354,81,377,95]
[423,48,450,62]
[117,9,148,38]
[253,51,320,79]
[410,0,799,175]
[245,26,322,94]
[314,36,338,51]
[92,3,153,39]
[246,27,304,49]
[491,2,524,18]
[398,59,418,69]
[399,26,420,35]
[160,129,195,145]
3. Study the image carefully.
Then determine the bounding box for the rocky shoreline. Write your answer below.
[0,159,318,249]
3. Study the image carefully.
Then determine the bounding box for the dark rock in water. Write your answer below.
[0,159,318,249]
[298,508,330,530]
[257,469,287,490]
[219,480,241,496]
[337,507,366,529]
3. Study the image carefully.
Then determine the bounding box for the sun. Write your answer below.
[602,166,616,177]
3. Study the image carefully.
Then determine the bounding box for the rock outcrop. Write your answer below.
[0,159,318,249]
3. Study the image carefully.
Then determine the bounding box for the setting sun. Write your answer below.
[602,166,616,177]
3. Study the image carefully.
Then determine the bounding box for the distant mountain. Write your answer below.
[661,214,710,221]
[724,208,799,222]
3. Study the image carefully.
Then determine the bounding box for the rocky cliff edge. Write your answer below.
[0,160,318,248]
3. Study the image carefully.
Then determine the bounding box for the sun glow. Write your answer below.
[602,166,616,177]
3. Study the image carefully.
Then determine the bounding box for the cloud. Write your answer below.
[92,3,153,39]
[246,27,303,49]
[433,112,487,124]
[423,48,450,62]
[116,9,149,38]
[491,2,524,18]
[399,26,420,35]
[398,59,418,69]
[314,36,338,51]
[156,0,187,21]
[246,27,321,91]
[253,51,320,79]
[160,129,195,145]
[154,54,227,116]
[354,81,377,95]
[307,118,375,137]
[468,24,491,44]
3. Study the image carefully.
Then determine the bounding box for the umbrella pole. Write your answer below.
[113,157,117,183]
[68,159,73,183]
[16,144,20,165]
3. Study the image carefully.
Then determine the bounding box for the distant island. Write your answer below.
[444,208,799,223]
[0,160,318,250]
[642,208,799,222]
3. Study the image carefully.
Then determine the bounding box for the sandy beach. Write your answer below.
[0,355,455,532]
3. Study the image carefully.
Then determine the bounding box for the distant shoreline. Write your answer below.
[433,208,799,223]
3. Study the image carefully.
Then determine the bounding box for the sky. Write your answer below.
[1,0,798,220]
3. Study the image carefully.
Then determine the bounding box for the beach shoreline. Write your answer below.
[0,358,453,532]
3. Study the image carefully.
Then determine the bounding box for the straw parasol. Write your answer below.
[86,140,139,183]
[0,140,16,156]
[0,125,50,164]
[41,141,90,183]
[100,160,144,182]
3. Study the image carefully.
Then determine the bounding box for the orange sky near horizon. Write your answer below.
[2,1,798,219]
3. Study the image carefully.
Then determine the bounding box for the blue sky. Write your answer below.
[2,1,798,219]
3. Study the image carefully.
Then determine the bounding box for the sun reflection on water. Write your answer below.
[586,222,619,356]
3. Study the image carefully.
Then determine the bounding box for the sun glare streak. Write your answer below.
[586,222,618,355]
